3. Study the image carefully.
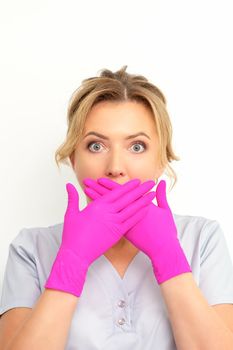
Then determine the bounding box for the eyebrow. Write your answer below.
[83,131,151,140]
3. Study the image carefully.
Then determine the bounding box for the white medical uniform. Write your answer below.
[1,213,233,349]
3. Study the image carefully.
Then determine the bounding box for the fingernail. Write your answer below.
[148,191,156,198]
[83,178,93,185]
[145,180,155,186]
[128,178,140,185]
[97,177,108,182]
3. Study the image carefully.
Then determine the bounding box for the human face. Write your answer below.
[70,100,164,203]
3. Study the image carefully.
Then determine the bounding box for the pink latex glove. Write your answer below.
[83,177,192,285]
[45,179,157,297]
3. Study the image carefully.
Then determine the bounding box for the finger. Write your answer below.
[65,183,80,213]
[113,180,155,212]
[119,191,157,222]
[83,178,109,195]
[83,187,100,200]
[97,177,120,190]
[100,178,142,204]
[156,180,169,209]
[84,179,156,213]
[83,178,139,199]
[121,205,150,233]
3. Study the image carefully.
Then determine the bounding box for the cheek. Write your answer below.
[129,156,160,180]
[73,157,100,183]
[73,154,104,186]
[127,154,155,172]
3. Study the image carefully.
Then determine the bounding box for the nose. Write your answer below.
[105,150,126,182]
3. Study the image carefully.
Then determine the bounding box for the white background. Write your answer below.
[0,0,232,295]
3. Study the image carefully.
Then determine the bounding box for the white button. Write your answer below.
[117,299,126,308]
[118,318,126,325]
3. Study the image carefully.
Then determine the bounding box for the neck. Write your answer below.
[104,236,139,259]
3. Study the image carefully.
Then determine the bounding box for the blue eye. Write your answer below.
[87,141,103,152]
[130,141,147,153]
[86,140,147,153]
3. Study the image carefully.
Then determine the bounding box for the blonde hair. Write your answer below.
[55,65,180,191]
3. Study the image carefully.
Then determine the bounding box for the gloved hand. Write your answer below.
[83,177,192,285]
[45,179,156,297]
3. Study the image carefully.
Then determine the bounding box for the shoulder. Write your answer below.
[172,212,222,243]
[10,222,64,256]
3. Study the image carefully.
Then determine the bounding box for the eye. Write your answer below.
[86,140,147,153]
[130,141,147,153]
[86,141,104,153]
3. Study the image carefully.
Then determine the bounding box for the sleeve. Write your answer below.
[199,219,233,305]
[0,228,41,316]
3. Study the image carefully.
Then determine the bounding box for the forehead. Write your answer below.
[84,100,156,133]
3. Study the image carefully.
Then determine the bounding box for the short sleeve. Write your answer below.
[199,219,233,305]
[0,228,41,316]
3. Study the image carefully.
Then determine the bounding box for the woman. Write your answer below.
[0,66,233,349]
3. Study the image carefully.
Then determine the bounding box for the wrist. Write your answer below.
[150,238,192,285]
[45,247,89,297]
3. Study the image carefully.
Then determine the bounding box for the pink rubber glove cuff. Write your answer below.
[150,234,192,284]
[45,247,89,297]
